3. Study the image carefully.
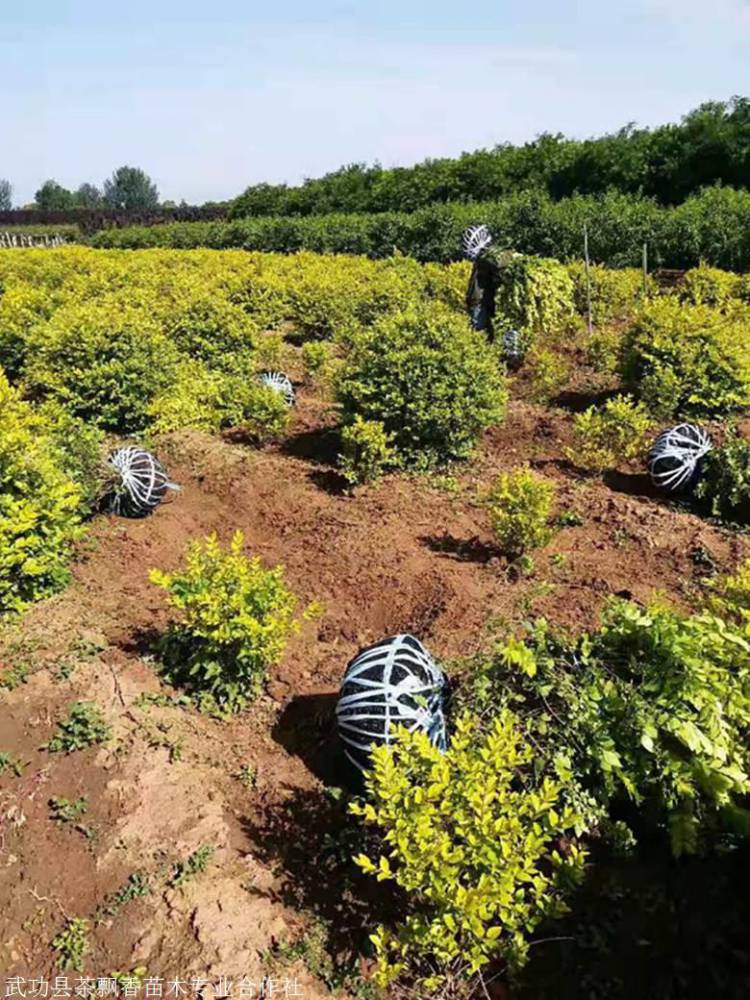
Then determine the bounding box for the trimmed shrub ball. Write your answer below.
[461,224,493,261]
[336,633,447,773]
[107,447,179,517]
[647,423,713,494]
[258,371,295,407]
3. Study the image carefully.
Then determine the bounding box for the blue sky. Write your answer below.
[2,0,749,205]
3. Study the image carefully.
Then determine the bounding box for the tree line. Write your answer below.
[3,97,748,221]
[231,97,750,218]
[0,167,165,212]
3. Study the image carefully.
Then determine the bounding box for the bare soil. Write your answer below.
[1,375,747,995]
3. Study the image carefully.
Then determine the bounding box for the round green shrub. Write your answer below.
[567,262,650,324]
[156,288,259,371]
[337,303,508,467]
[22,298,181,432]
[485,467,557,557]
[621,298,750,417]
[680,263,743,308]
[36,401,106,510]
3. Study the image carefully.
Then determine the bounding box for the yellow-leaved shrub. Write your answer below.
[351,711,586,990]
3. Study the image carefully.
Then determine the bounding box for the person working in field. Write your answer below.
[462,224,514,343]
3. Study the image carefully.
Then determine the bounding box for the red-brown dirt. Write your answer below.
[1,383,747,995]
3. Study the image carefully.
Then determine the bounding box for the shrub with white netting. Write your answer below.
[336,633,447,772]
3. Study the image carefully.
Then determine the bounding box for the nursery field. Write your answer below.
[2,246,750,998]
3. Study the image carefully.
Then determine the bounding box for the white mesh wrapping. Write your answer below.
[502,328,525,366]
[336,634,447,773]
[258,371,295,407]
[647,423,713,493]
[108,447,179,517]
[461,224,493,261]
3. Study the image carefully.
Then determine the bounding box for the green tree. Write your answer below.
[74,183,102,208]
[0,179,12,211]
[34,180,75,211]
[103,166,159,211]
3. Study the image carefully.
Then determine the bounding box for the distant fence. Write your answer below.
[0,232,70,248]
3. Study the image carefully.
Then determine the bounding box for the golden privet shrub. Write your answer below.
[621,298,750,418]
[337,302,508,468]
[351,712,586,990]
[23,297,181,433]
[485,467,557,557]
[149,532,301,712]
[0,371,85,613]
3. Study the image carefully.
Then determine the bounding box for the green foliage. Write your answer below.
[680,263,743,307]
[49,796,88,823]
[485,468,557,558]
[302,340,333,380]
[35,180,76,211]
[158,291,258,371]
[103,165,159,211]
[524,346,571,404]
[148,361,290,440]
[97,873,151,920]
[149,531,301,712]
[567,263,650,323]
[495,255,575,336]
[0,279,60,379]
[0,752,25,777]
[0,371,85,614]
[463,593,750,857]
[351,712,586,989]
[23,298,181,432]
[339,417,395,486]
[337,303,507,468]
[567,395,652,472]
[91,187,750,271]
[49,795,94,839]
[0,179,12,212]
[236,762,257,788]
[52,918,90,971]
[227,99,750,216]
[0,660,31,690]
[170,846,215,887]
[695,429,750,523]
[585,326,623,374]
[46,702,111,754]
[622,297,750,417]
[36,402,106,510]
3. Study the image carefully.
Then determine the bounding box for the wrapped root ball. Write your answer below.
[648,423,712,494]
[258,371,295,407]
[461,224,493,261]
[501,328,526,369]
[336,633,447,773]
[108,447,179,517]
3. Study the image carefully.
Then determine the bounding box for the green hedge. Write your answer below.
[90,188,750,270]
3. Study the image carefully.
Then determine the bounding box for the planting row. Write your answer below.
[3,246,750,616]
